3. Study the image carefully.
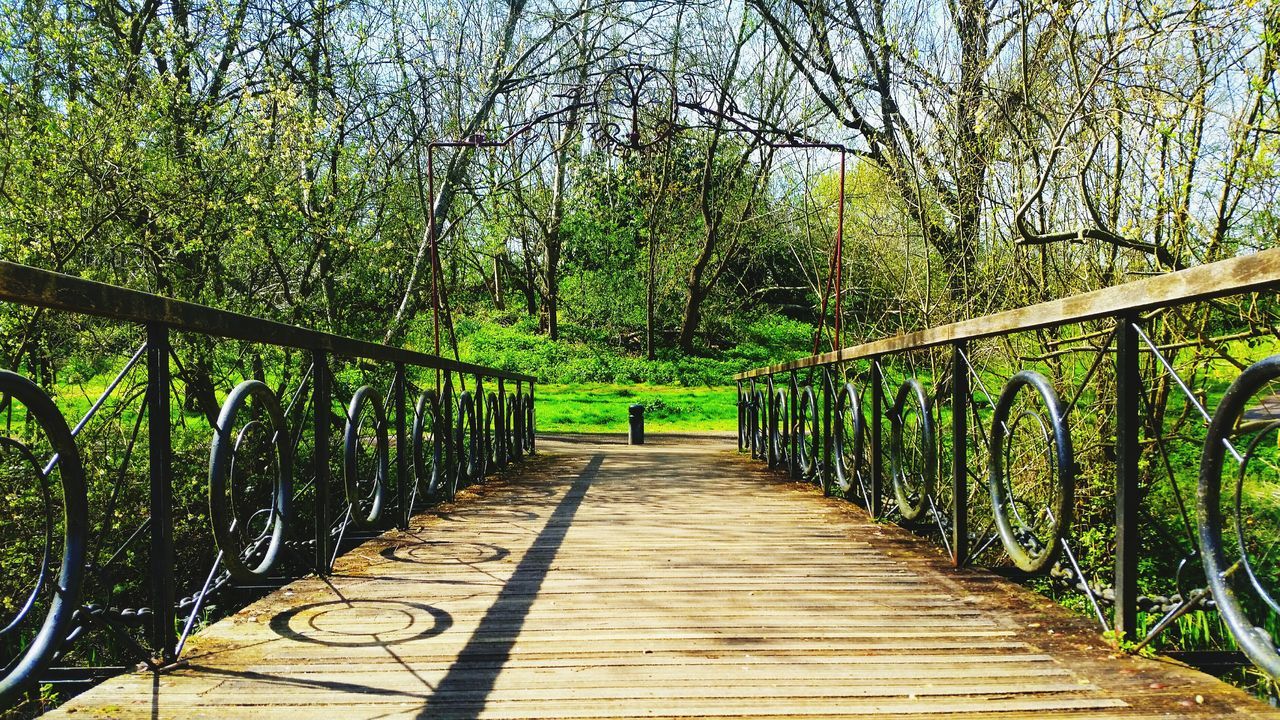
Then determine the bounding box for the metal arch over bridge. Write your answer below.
[3,251,1280,717]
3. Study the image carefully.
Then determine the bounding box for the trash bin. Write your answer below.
[628,403,645,445]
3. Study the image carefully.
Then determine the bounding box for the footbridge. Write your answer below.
[3,254,1280,718]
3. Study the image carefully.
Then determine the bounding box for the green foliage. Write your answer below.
[534,383,736,433]
[445,311,813,385]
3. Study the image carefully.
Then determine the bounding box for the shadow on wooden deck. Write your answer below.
[41,436,1280,719]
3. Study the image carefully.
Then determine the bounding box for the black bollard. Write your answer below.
[628,403,645,445]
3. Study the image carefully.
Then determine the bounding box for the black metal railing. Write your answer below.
[0,261,536,706]
[736,249,1280,680]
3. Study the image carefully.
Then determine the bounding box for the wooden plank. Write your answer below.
[736,247,1280,378]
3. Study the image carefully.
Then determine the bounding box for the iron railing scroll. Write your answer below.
[0,261,536,707]
[735,248,1280,680]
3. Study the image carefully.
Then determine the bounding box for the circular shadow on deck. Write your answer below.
[379,540,511,565]
[269,599,453,647]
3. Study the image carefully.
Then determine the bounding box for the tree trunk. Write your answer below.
[544,240,560,340]
[950,0,989,304]
[383,0,529,344]
[493,251,505,310]
[645,226,655,360]
[676,286,706,354]
[181,352,221,427]
[521,235,538,317]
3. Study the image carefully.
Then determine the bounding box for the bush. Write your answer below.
[422,310,811,386]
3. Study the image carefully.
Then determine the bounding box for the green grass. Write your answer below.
[534,383,737,433]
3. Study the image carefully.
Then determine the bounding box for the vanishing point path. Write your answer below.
[47,435,1279,719]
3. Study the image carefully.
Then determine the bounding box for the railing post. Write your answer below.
[822,366,833,495]
[789,371,799,478]
[145,323,176,663]
[1115,313,1141,638]
[444,374,457,471]
[763,376,772,466]
[475,374,485,474]
[513,380,523,459]
[528,381,535,454]
[497,378,507,468]
[313,351,331,574]
[951,342,968,567]
[394,362,408,529]
[736,380,743,452]
[870,358,884,518]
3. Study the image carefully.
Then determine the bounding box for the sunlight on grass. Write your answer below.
[535,383,736,433]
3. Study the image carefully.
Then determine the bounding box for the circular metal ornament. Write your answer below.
[485,392,499,470]
[1198,354,1280,679]
[797,386,819,481]
[455,392,479,488]
[506,394,523,462]
[890,378,936,522]
[834,382,868,503]
[412,390,443,504]
[769,387,788,469]
[523,393,535,454]
[343,385,388,527]
[439,383,460,500]
[748,383,761,459]
[988,370,1073,574]
[208,380,291,583]
[752,388,767,460]
[0,371,87,706]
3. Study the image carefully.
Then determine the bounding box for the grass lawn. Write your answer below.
[534,383,737,434]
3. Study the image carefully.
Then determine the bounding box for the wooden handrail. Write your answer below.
[0,261,534,382]
[736,248,1280,380]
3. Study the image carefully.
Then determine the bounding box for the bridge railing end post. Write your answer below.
[146,323,177,663]
[951,341,968,568]
[313,350,331,575]
[870,358,884,518]
[1114,313,1141,638]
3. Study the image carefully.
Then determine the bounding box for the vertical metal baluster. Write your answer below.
[395,363,408,529]
[1115,313,1141,637]
[444,374,456,478]
[951,341,969,568]
[497,378,507,468]
[528,381,535,454]
[822,366,834,496]
[313,351,331,574]
[871,358,884,518]
[514,380,523,459]
[736,380,744,453]
[146,324,176,663]
[789,371,799,479]
[763,376,771,466]
[475,374,485,478]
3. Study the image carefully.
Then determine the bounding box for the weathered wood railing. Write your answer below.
[0,261,536,706]
[736,249,1280,679]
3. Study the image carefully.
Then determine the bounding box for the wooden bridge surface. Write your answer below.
[47,435,1280,719]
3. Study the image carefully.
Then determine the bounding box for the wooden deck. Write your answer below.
[47,435,1280,719]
